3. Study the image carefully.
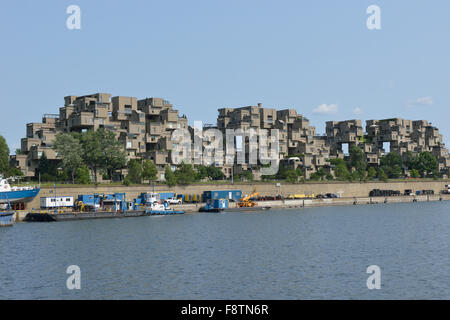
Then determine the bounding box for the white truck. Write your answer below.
[443,184,450,194]
[164,197,182,205]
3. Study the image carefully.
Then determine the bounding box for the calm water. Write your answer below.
[0,201,449,299]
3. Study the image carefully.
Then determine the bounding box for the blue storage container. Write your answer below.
[159,192,175,200]
[202,190,242,202]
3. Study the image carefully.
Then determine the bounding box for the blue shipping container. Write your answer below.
[159,192,175,200]
[202,190,242,202]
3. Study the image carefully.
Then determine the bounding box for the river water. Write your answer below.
[0,201,449,299]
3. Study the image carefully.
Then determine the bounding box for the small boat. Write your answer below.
[0,200,15,226]
[0,211,15,226]
[145,201,184,215]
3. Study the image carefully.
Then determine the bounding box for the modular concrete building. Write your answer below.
[9,96,450,182]
[11,93,187,181]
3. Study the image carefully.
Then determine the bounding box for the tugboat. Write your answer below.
[145,201,184,215]
[0,200,15,227]
[0,176,40,207]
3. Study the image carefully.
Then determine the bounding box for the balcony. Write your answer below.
[146,134,158,143]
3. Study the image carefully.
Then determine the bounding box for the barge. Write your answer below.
[199,198,270,212]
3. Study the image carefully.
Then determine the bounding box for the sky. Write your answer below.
[0,0,449,153]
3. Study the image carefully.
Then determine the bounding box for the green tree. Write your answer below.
[38,152,57,181]
[404,151,417,170]
[329,158,350,180]
[165,165,177,186]
[75,165,91,184]
[6,167,24,178]
[127,159,143,184]
[410,168,420,178]
[142,159,158,183]
[80,130,103,183]
[378,167,389,182]
[349,145,367,180]
[350,170,360,181]
[79,128,126,183]
[175,162,196,185]
[195,165,209,181]
[98,129,127,179]
[367,166,377,180]
[206,165,224,180]
[284,169,298,183]
[239,170,253,181]
[415,151,438,177]
[295,167,304,178]
[123,176,131,186]
[0,135,10,175]
[380,152,403,178]
[53,133,84,183]
[316,167,327,181]
[309,172,321,181]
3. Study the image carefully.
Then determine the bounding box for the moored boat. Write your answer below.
[0,211,15,226]
[0,176,40,206]
[145,201,184,215]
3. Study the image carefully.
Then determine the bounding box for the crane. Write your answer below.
[237,192,259,207]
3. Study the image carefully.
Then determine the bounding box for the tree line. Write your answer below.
[0,135,24,178]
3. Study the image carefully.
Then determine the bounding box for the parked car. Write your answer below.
[327,193,339,198]
[164,197,182,205]
[404,189,413,196]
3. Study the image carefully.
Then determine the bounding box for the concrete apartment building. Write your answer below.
[9,95,450,182]
[326,118,450,174]
[365,118,450,172]
[217,104,332,179]
[11,93,188,181]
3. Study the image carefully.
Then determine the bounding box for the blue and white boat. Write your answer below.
[0,199,15,226]
[0,211,15,226]
[145,201,184,215]
[0,176,40,206]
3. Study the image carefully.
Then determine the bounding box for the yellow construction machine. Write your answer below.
[237,192,259,207]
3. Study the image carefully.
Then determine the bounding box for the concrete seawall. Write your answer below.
[15,194,450,222]
[26,180,450,210]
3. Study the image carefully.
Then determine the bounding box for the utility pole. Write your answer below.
[231,165,234,184]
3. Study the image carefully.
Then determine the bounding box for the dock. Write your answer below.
[14,193,450,223]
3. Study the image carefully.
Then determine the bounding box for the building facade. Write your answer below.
[10,93,187,181]
[9,96,450,181]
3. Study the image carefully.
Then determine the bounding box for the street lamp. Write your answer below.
[54,167,62,214]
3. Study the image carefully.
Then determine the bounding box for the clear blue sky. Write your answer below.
[1,0,449,153]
